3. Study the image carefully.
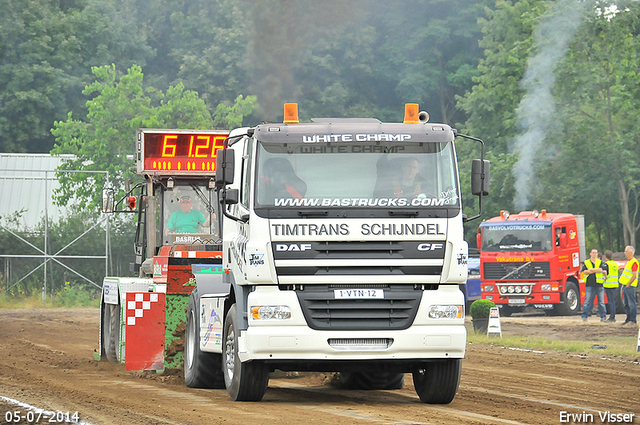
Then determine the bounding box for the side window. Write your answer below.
[241,137,254,207]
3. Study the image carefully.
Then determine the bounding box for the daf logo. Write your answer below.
[276,243,313,252]
[417,243,444,251]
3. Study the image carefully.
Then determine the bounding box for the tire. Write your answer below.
[184,289,225,389]
[222,305,269,401]
[555,281,580,316]
[339,371,405,390]
[101,302,121,363]
[412,359,461,404]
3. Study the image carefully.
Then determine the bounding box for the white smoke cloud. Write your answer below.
[513,0,588,210]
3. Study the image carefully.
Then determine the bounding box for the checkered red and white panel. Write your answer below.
[126,292,162,326]
[125,292,165,371]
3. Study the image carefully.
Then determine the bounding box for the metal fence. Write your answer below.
[0,168,110,305]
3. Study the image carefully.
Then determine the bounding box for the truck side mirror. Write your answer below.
[221,188,239,205]
[476,232,482,251]
[102,188,115,213]
[471,159,490,196]
[215,149,235,188]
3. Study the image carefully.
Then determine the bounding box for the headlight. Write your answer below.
[508,286,515,293]
[251,305,292,320]
[499,286,507,294]
[522,286,531,294]
[428,305,464,319]
[541,284,551,291]
[484,284,494,292]
[515,286,522,293]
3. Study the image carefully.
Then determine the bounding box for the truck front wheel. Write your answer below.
[222,304,269,401]
[412,359,461,404]
[184,289,224,389]
[101,301,121,363]
[555,281,580,316]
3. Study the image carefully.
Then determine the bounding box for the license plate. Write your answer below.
[508,297,526,304]
[334,289,384,299]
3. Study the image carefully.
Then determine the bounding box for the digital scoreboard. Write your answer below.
[136,129,229,175]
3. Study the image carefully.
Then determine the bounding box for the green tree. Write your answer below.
[375,0,491,125]
[552,1,640,248]
[457,0,548,239]
[50,64,213,208]
[50,64,257,209]
[0,0,152,153]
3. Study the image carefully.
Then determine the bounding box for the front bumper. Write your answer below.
[237,324,466,362]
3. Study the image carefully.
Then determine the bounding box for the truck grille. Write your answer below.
[273,241,444,276]
[294,284,428,330]
[483,262,551,280]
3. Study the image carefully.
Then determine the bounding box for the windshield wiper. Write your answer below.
[388,210,420,217]
[191,184,215,214]
[298,210,328,217]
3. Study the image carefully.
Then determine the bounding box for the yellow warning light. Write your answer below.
[541,209,547,219]
[284,103,299,123]
[500,210,510,220]
[403,103,420,123]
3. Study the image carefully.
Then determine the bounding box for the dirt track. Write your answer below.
[0,308,639,425]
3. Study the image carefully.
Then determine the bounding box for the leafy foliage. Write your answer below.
[0,0,152,152]
[3,0,640,255]
[469,299,496,319]
[50,64,230,208]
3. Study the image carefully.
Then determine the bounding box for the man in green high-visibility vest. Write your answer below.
[603,250,619,322]
[620,245,638,325]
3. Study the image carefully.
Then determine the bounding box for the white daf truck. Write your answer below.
[184,103,490,403]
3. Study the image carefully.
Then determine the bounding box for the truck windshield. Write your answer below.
[481,224,553,252]
[254,141,459,211]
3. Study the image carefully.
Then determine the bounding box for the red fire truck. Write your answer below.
[478,210,626,316]
[478,210,585,315]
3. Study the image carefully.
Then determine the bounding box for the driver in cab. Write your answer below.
[166,195,209,234]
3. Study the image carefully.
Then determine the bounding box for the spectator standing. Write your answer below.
[620,245,638,325]
[603,250,619,322]
[581,248,608,322]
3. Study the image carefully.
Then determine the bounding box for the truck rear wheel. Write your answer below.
[555,281,580,316]
[222,305,269,401]
[184,289,225,389]
[339,371,405,390]
[412,359,461,404]
[101,302,121,363]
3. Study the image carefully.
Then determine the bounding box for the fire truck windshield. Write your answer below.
[254,141,459,211]
[481,223,553,252]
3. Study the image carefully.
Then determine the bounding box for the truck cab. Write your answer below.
[201,103,489,403]
[478,210,584,315]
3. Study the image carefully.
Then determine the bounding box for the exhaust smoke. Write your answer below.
[513,0,588,210]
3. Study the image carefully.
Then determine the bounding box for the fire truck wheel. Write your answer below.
[339,371,404,390]
[101,302,120,363]
[222,304,269,401]
[556,281,580,316]
[184,289,225,389]
[412,359,461,404]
